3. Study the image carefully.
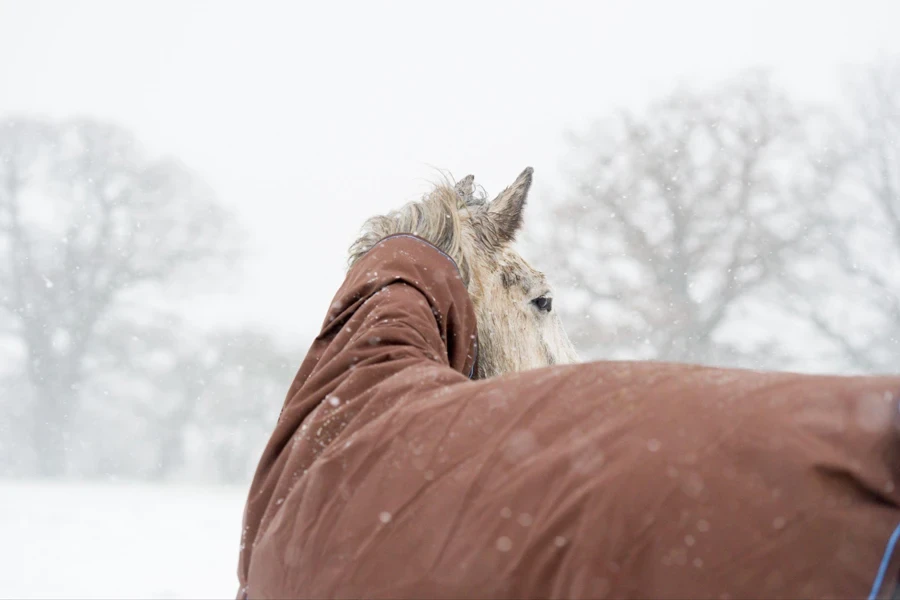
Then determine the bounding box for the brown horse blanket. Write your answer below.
[237,234,900,599]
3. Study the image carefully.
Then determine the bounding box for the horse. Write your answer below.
[239,168,900,600]
[347,167,580,379]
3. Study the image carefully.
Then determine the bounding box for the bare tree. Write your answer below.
[783,58,900,374]
[531,72,839,369]
[191,330,298,482]
[0,117,240,476]
[73,320,296,482]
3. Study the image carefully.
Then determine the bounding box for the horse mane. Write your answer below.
[347,176,488,286]
[346,168,581,380]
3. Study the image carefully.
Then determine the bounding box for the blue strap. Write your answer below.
[869,521,900,599]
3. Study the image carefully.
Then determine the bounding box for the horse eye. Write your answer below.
[532,296,552,313]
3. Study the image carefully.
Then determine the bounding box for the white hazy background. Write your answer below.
[5,0,898,339]
[2,1,900,598]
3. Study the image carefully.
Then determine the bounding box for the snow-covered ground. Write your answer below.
[0,480,247,599]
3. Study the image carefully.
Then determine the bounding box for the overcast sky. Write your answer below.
[2,0,899,345]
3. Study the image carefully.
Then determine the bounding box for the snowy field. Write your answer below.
[0,480,247,599]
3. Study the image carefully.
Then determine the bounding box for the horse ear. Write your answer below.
[455,174,475,199]
[488,167,533,243]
